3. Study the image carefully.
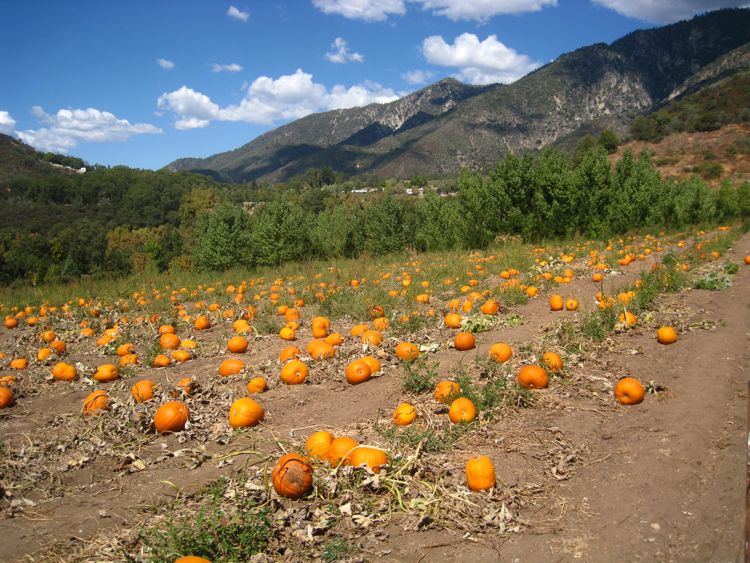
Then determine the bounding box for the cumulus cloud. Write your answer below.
[157,58,175,69]
[157,69,399,128]
[422,33,538,84]
[325,37,364,63]
[227,5,250,21]
[212,63,244,73]
[591,0,749,23]
[15,107,161,153]
[312,0,406,20]
[0,111,16,134]
[414,0,557,20]
[401,69,435,85]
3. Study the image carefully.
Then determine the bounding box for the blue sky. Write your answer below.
[1,0,747,170]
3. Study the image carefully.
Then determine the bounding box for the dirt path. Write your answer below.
[1,231,748,561]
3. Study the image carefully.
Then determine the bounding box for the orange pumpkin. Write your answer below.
[395,342,420,362]
[93,364,120,382]
[159,333,181,350]
[517,365,549,389]
[444,313,462,329]
[154,400,189,433]
[152,354,172,367]
[194,315,211,330]
[465,456,496,491]
[218,358,245,376]
[488,342,512,363]
[10,358,28,370]
[307,339,335,360]
[328,436,359,466]
[360,355,381,375]
[361,329,383,347]
[227,336,249,353]
[565,298,579,311]
[131,379,156,403]
[614,377,645,405]
[449,397,477,424]
[83,390,109,415]
[549,294,564,311]
[393,403,417,426]
[246,377,268,393]
[453,332,476,351]
[0,386,14,409]
[228,397,265,428]
[542,352,563,372]
[171,349,192,363]
[174,377,197,396]
[350,446,388,473]
[434,381,460,403]
[480,299,499,315]
[618,311,638,328]
[306,430,334,459]
[280,360,308,385]
[116,343,135,357]
[656,326,678,344]
[325,332,344,346]
[350,324,368,337]
[271,453,313,499]
[36,347,53,362]
[51,361,77,381]
[279,345,301,362]
[345,359,372,385]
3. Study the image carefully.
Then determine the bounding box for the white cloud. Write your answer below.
[158,69,399,128]
[312,0,406,20]
[414,0,557,20]
[401,69,435,85]
[422,33,539,84]
[212,63,244,73]
[0,111,16,134]
[15,107,161,153]
[325,37,365,63]
[157,58,175,69]
[591,0,749,23]
[227,5,250,21]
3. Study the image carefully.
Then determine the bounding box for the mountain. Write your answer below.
[167,8,750,183]
[0,134,83,184]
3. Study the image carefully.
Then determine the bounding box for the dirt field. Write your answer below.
[1,229,748,562]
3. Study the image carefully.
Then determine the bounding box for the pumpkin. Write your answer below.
[618,311,637,327]
[158,324,175,335]
[131,379,156,403]
[328,436,358,465]
[565,298,579,311]
[350,446,388,473]
[40,329,56,342]
[37,347,53,362]
[154,401,189,433]
[393,403,416,426]
[284,308,301,322]
[116,343,135,357]
[83,390,109,415]
[325,332,344,346]
[395,342,420,362]
[744,255,750,265]
[307,339,335,360]
[360,355,381,375]
[361,329,383,347]
[480,299,499,315]
[171,349,192,363]
[517,365,549,389]
[51,361,77,381]
[3,317,17,329]
[656,326,678,344]
[0,386,14,408]
[194,315,211,330]
[152,354,172,367]
[279,346,301,362]
[444,313,462,329]
[174,555,212,562]
[279,326,297,341]
[614,377,645,405]
[488,343,512,363]
[592,273,604,283]
[50,339,67,354]
[159,333,181,350]
[526,286,539,298]
[465,456,496,491]
[280,360,309,385]
[549,294,564,311]
[542,352,563,372]
[372,317,389,331]
[218,358,245,376]
[449,397,477,424]
[246,377,267,393]
[10,358,28,370]
[271,453,313,499]
[345,359,372,385]
[233,319,252,333]
[306,430,334,459]
[93,364,120,382]
[227,336,249,354]
[434,381,460,403]
[229,397,265,428]
[174,377,197,396]
[350,324,368,337]
[311,316,330,339]
[453,332,476,351]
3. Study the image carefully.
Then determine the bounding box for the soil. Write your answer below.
[1,230,749,562]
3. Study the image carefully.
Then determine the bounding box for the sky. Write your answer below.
[1,0,748,170]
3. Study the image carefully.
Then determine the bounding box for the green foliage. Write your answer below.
[402,357,438,394]
[141,480,270,562]
[250,200,309,266]
[598,129,620,153]
[375,419,470,453]
[453,368,531,418]
[693,271,732,290]
[192,204,252,271]
[363,196,407,255]
[323,538,351,562]
[693,161,723,180]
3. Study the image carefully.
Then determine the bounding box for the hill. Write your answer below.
[167,8,750,183]
[0,134,84,184]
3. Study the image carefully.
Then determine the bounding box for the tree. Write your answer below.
[192,204,252,271]
[598,129,620,153]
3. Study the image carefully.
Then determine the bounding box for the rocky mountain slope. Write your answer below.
[167,8,750,183]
